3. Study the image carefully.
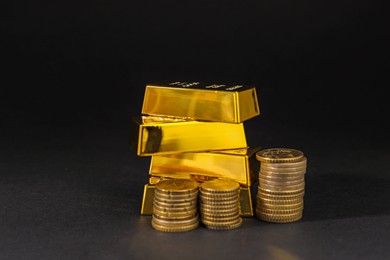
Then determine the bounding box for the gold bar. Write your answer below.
[140,184,155,215]
[140,183,255,217]
[239,186,254,217]
[132,116,247,156]
[149,147,261,186]
[142,82,260,123]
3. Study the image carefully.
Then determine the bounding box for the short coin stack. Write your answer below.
[255,148,307,223]
[152,179,200,232]
[199,179,242,230]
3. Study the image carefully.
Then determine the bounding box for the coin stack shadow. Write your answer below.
[152,179,200,232]
[255,150,307,223]
[199,179,242,230]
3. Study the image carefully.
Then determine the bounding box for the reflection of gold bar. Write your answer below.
[133,117,247,156]
[140,183,255,217]
[142,82,260,123]
[149,147,261,186]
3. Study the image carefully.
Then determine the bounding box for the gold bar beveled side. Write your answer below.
[142,82,260,123]
[140,183,254,217]
[149,147,261,186]
[239,186,254,217]
[135,116,247,156]
[140,184,155,215]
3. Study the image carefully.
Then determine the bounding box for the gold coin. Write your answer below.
[259,177,304,185]
[151,219,199,232]
[257,190,304,200]
[260,157,307,168]
[202,218,242,230]
[152,215,199,226]
[200,194,239,202]
[256,148,304,163]
[200,190,239,198]
[200,179,240,193]
[257,201,304,210]
[199,197,240,206]
[153,199,197,208]
[201,213,240,222]
[256,211,303,223]
[258,187,305,195]
[256,206,303,215]
[153,204,197,213]
[154,195,198,203]
[259,173,304,181]
[260,169,307,176]
[200,204,239,212]
[260,165,306,172]
[154,189,199,198]
[153,208,197,218]
[154,189,198,199]
[155,179,199,194]
[200,206,240,216]
[257,196,303,205]
[259,182,305,191]
[259,181,305,189]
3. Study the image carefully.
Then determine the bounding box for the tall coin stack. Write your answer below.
[132,82,262,218]
[199,179,242,230]
[255,148,307,223]
[152,179,200,232]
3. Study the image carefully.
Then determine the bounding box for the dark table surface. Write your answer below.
[1,116,389,260]
[2,0,389,258]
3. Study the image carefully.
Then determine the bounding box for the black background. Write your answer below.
[1,1,389,259]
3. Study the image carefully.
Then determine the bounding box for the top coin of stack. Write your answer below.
[255,148,307,223]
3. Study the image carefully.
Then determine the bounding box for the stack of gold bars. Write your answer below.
[255,148,307,223]
[131,81,262,224]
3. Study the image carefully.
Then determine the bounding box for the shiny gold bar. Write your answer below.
[140,183,255,217]
[239,186,254,217]
[149,147,261,186]
[140,184,155,215]
[142,82,260,123]
[132,116,247,156]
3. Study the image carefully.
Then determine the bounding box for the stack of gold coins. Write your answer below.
[152,179,200,232]
[255,148,307,223]
[199,179,242,230]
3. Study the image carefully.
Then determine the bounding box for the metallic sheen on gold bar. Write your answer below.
[133,116,247,156]
[142,82,260,123]
[140,183,255,217]
[149,147,261,186]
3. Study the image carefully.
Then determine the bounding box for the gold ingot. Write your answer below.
[141,82,260,123]
[150,147,261,186]
[131,116,247,156]
[140,184,255,217]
